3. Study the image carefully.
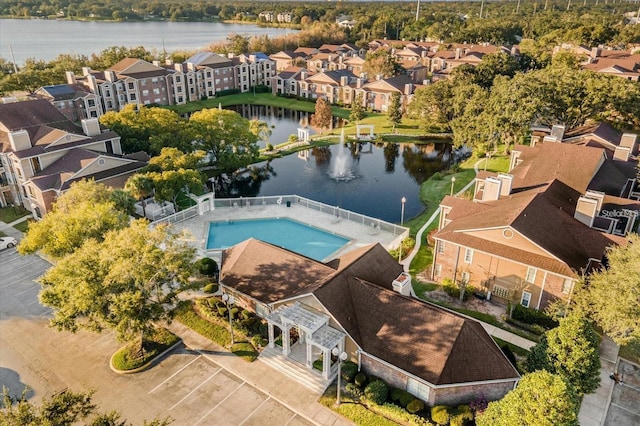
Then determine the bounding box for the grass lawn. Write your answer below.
[0,206,30,223]
[493,336,530,357]
[319,386,399,426]
[13,219,31,233]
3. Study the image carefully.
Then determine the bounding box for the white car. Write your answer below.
[0,236,17,250]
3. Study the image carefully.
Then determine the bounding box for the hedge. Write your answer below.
[364,380,388,405]
[341,360,359,383]
[431,405,449,426]
[512,304,559,329]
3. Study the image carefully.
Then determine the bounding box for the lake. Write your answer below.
[211,105,453,223]
[0,19,296,65]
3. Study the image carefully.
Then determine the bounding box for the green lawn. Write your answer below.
[0,206,30,224]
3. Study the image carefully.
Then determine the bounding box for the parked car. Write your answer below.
[0,236,17,250]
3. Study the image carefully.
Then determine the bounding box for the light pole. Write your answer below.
[332,347,348,405]
[222,293,235,346]
[400,197,406,225]
[450,176,456,196]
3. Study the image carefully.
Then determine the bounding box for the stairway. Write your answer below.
[259,346,334,394]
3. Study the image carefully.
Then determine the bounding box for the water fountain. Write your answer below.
[328,129,355,181]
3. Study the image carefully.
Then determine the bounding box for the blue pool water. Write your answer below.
[206,218,350,261]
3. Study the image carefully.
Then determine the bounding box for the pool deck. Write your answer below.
[167,203,405,265]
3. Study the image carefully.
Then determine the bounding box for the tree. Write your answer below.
[526,314,601,396]
[310,98,333,133]
[249,119,272,147]
[363,49,401,78]
[125,174,155,218]
[0,388,171,426]
[387,92,402,131]
[17,180,129,259]
[189,108,260,174]
[349,93,366,123]
[476,371,579,426]
[572,234,640,346]
[39,220,196,351]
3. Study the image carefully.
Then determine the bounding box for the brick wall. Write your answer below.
[433,381,516,406]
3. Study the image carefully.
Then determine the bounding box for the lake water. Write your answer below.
[0,19,296,65]
[212,104,452,223]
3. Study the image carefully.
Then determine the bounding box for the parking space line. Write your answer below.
[169,368,222,410]
[238,396,270,426]
[2,259,46,274]
[283,413,298,426]
[16,284,40,298]
[2,270,45,288]
[193,381,245,426]
[148,355,202,394]
[610,401,640,416]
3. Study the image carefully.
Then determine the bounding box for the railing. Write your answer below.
[213,194,409,237]
[151,205,198,226]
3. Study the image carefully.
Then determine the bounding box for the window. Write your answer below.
[434,264,442,276]
[87,99,95,107]
[521,291,532,308]
[461,271,470,283]
[562,279,572,295]
[129,93,136,101]
[153,88,160,95]
[493,285,510,299]
[407,378,430,402]
[525,267,537,283]
[464,248,473,264]
[105,141,113,154]
[438,241,445,254]
[127,82,134,90]
[30,157,42,174]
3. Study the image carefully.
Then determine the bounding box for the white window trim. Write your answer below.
[464,248,473,264]
[525,267,537,283]
[521,291,532,308]
[437,241,445,254]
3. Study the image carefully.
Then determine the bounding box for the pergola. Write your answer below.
[356,124,374,140]
[266,302,346,379]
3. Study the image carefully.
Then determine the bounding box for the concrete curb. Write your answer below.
[110,339,183,375]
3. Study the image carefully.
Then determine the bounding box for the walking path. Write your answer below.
[0,214,29,239]
[167,321,354,426]
[579,336,620,426]
[399,160,536,350]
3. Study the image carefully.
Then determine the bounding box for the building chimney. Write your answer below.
[1,97,18,104]
[105,70,117,82]
[482,177,503,201]
[81,118,101,136]
[152,60,161,66]
[591,47,602,60]
[574,196,599,227]
[82,67,91,76]
[300,71,307,80]
[455,48,461,60]
[8,130,31,151]
[375,74,382,81]
[497,173,513,196]
[550,124,566,140]
[404,83,413,95]
[613,146,631,162]
[620,133,638,155]
[356,78,363,88]
[66,71,77,85]
[392,272,412,296]
[543,136,559,143]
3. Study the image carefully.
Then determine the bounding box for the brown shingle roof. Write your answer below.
[315,278,519,385]
[220,239,334,304]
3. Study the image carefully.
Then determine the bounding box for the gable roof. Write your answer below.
[314,277,519,385]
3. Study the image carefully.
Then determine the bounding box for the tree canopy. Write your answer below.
[310,98,333,133]
[477,371,580,426]
[349,93,366,123]
[526,314,601,396]
[572,234,640,346]
[17,180,130,259]
[387,92,402,131]
[39,220,196,344]
[189,108,260,174]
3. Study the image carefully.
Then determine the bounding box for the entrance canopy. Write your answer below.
[268,302,328,334]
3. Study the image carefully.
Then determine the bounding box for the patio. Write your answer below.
[157,194,409,264]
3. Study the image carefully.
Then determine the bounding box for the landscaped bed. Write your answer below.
[111,327,180,372]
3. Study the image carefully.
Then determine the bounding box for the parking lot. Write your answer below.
[0,247,337,425]
[605,359,640,426]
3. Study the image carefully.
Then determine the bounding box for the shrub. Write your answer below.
[265,143,274,151]
[355,372,368,387]
[399,392,415,408]
[250,334,267,349]
[450,405,473,426]
[469,395,488,415]
[230,307,239,320]
[364,380,388,405]
[376,403,433,425]
[341,361,359,383]
[512,304,559,329]
[345,383,363,397]
[240,309,252,320]
[195,257,219,277]
[217,306,228,317]
[407,399,425,414]
[202,283,218,294]
[442,281,472,301]
[432,171,443,180]
[431,405,450,425]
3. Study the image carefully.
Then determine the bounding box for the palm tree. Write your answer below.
[125,174,154,218]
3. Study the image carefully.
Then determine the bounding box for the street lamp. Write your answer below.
[332,347,349,405]
[400,197,406,225]
[221,293,235,346]
[450,176,456,196]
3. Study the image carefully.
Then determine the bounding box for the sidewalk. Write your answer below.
[166,321,354,426]
[0,214,29,240]
[579,336,619,426]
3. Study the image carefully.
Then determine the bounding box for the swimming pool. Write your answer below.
[206,218,350,261]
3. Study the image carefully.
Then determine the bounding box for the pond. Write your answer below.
[206,104,454,223]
